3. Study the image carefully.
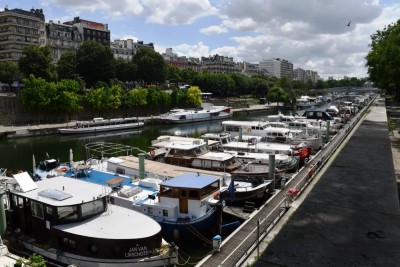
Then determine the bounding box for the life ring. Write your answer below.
[213,191,220,200]
[247,128,252,133]
[149,149,156,157]
[60,166,68,172]
[17,170,24,174]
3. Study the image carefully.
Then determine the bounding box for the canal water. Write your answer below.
[0,110,282,173]
[0,103,337,266]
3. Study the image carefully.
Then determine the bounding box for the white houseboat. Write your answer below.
[59,117,144,134]
[159,104,232,124]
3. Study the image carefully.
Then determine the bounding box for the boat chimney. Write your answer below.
[268,154,275,192]
[138,153,145,179]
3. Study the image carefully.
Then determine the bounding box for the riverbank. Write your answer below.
[0,103,285,139]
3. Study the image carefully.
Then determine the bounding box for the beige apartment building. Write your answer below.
[0,7,45,63]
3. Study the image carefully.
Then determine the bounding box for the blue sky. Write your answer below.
[2,0,399,79]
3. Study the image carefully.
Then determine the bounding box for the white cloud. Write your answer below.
[142,0,218,24]
[200,25,228,35]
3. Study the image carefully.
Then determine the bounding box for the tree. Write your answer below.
[187,86,202,107]
[20,74,52,111]
[115,57,136,83]
[57,51,78,81]
[76,40,116,88]
[125,87,148,114]
[266,86,289,106]
[0,61,19,86]
[132,48,166,85]
[85,85,123,114]
[366,19,400,99]
[18,46,56,81]
[55,79,83,120]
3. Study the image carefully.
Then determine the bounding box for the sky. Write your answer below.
[2,0,399,80]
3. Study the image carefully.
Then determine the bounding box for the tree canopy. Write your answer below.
[366,19,400,99]
[132,48,166,85]
[76,40,116,88]
[18,46,56,81]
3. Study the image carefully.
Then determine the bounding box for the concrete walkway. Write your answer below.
[253,100,400,266]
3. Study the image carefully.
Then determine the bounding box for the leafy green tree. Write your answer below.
[115,57,136,83]
[57,51,78,81]
[187,86,202,107]
[250,77,269,98]
[133,48,166,85]
[267,86,289,106]
[55,79,83,120]
[85,85,123,114]
[20,74,51,111]
[76,40,116,88]
[18,46,56,81]
[0,61,19,86]
[229,73,250,96]
[126,87,148,108]
[366,19,400,99]
[166,64,181,85]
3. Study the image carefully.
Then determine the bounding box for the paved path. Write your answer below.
[253,99,400,266]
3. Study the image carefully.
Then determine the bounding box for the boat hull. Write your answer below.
[59,123,143,134]
[161,112,233,124]
[152,207,220,242]
[12,239,177,267]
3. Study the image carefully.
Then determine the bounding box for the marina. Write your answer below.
[1,92,393,266]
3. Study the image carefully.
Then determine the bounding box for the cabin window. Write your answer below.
[181,190,187,198]
[148,207,153,214]
[81,199,104,219]
[115,167,125,175]
[162,209,168,217]
[46,206,53,215]
[31,201,44,219]
[57,206,78,222]
[61,237,77,250]
[189,190,199,199]
[160,186,172,197]
[88,244,99,255]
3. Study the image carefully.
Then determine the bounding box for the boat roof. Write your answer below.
[54,203,161,239]
[196,151,234,161]
[152,135,219,148]
[223,141,292,151]
[222,120,270,127]
[161,173,219,189]
[165,140,206,150]
[10,176,112,207]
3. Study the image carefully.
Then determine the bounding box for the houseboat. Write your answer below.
[6,172,178,267]
[159,104,232,124]
[59,117,144,134]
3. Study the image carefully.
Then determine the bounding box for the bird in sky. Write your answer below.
[347,20,351,26]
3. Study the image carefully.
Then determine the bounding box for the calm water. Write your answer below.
[0,111,280,173]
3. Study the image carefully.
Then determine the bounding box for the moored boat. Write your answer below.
[59,117,144,134]
[159,104,232,124]
[6,172,178,267]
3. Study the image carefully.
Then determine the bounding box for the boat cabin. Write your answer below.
[6,173,165,262]
[137,173,220,221]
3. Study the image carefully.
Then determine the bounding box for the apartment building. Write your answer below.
[0,7,45,63]
[111,39,154,60]
[45,20,82,62]
[259,58,293,79]
[201,54,240,74]
[63,17,110,47]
